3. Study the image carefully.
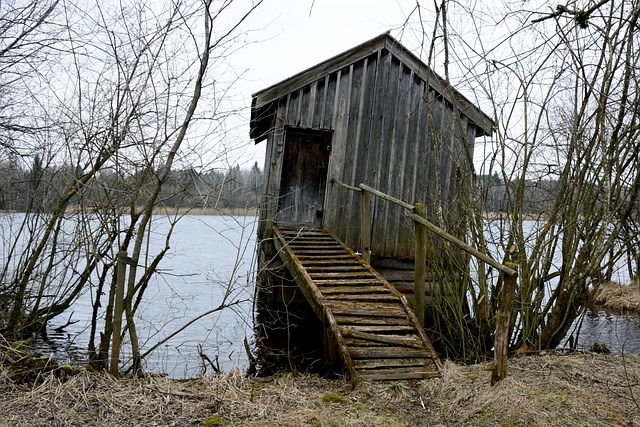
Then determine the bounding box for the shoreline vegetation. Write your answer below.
[592,281,640,315]
[0,282,639,425]
[0,353,638,426]
[0,209,570,219]
[0,207,259,217]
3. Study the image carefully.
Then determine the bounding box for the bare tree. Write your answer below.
[0,0,263,376]
[400,0,640,360]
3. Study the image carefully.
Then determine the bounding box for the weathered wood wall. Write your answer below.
[255,44,479,260]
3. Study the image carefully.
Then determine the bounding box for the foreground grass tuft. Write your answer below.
[0,354,638,426]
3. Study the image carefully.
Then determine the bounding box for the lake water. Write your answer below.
[573,309,640,354]
[41,214,257,379]
[478,219,639,354]
[5,214,640,377]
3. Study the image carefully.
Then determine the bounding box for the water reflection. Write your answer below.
[32,329,87,367]
[573,309,640,355]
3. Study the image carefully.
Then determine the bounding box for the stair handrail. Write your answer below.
[331,177,518,382]
[331,178,517,276]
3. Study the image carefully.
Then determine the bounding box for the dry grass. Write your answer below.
[422,355,639,426]
[0,353,639,426]
[592,281,640,314]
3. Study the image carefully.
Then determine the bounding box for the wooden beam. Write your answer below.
[491,259,518,385]
[361,189,371,264]
[342,327,423,349]
[405,210,518,277]
[359,183,415,210]
[413,203,427,326]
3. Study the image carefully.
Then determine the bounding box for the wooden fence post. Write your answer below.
[491,259,518,385]
[360,189,371,265]
[414,203,427,326]
[110,250,127,378]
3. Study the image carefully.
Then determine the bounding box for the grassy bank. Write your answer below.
[592,281,640,314]
[1,353,638,426]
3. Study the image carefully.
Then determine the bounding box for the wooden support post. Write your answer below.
[413,203,427,326]
[491,260,518,386]
[110,250,127,378]
[360,189,371,265]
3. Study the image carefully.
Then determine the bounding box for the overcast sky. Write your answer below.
[228,1,429,169]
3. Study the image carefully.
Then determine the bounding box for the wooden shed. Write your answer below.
[250,33,492,379]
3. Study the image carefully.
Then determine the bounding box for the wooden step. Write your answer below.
[323,294,398,302]
[313,278,384,286]
[319,286,391,295]
[272,224,441,383]
[305,265,369,272]
[302,259,363,266]
[356,367,438,381]
[354,358,435,369]
[333,315,410,326]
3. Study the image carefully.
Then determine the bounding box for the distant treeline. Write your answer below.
[0,163,628,216]
[476,173,560,214]
[0,158,265,213]
[477,173,640,219]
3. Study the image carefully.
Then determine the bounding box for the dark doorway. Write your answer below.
[277,128,332,226]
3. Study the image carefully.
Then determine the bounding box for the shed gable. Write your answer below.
[250,33,493,142]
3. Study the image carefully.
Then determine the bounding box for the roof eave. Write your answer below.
[250,32,494,138]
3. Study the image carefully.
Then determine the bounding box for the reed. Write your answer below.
[592,282,640,314]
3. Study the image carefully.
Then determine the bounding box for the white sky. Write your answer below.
[227,0,431,169]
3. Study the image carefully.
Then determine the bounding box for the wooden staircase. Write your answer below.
[273,225,441,382]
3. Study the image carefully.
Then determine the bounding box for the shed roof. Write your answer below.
[250,32,493,141]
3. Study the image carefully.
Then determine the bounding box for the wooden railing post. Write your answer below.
[491,253,518,385]
[110,250,127,378]
[360,189,371,265]
[413,203,427,326]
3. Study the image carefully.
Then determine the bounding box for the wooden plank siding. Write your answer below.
[252,33,492,261]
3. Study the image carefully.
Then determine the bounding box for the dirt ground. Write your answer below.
[0,353,638,426]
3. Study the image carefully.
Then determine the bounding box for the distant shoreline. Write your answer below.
[0,207,259,217]
[592,281,640,314]
[2,209,544,219]
[150,207,258,216]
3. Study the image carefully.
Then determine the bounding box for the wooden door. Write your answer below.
[277,129,332,226]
